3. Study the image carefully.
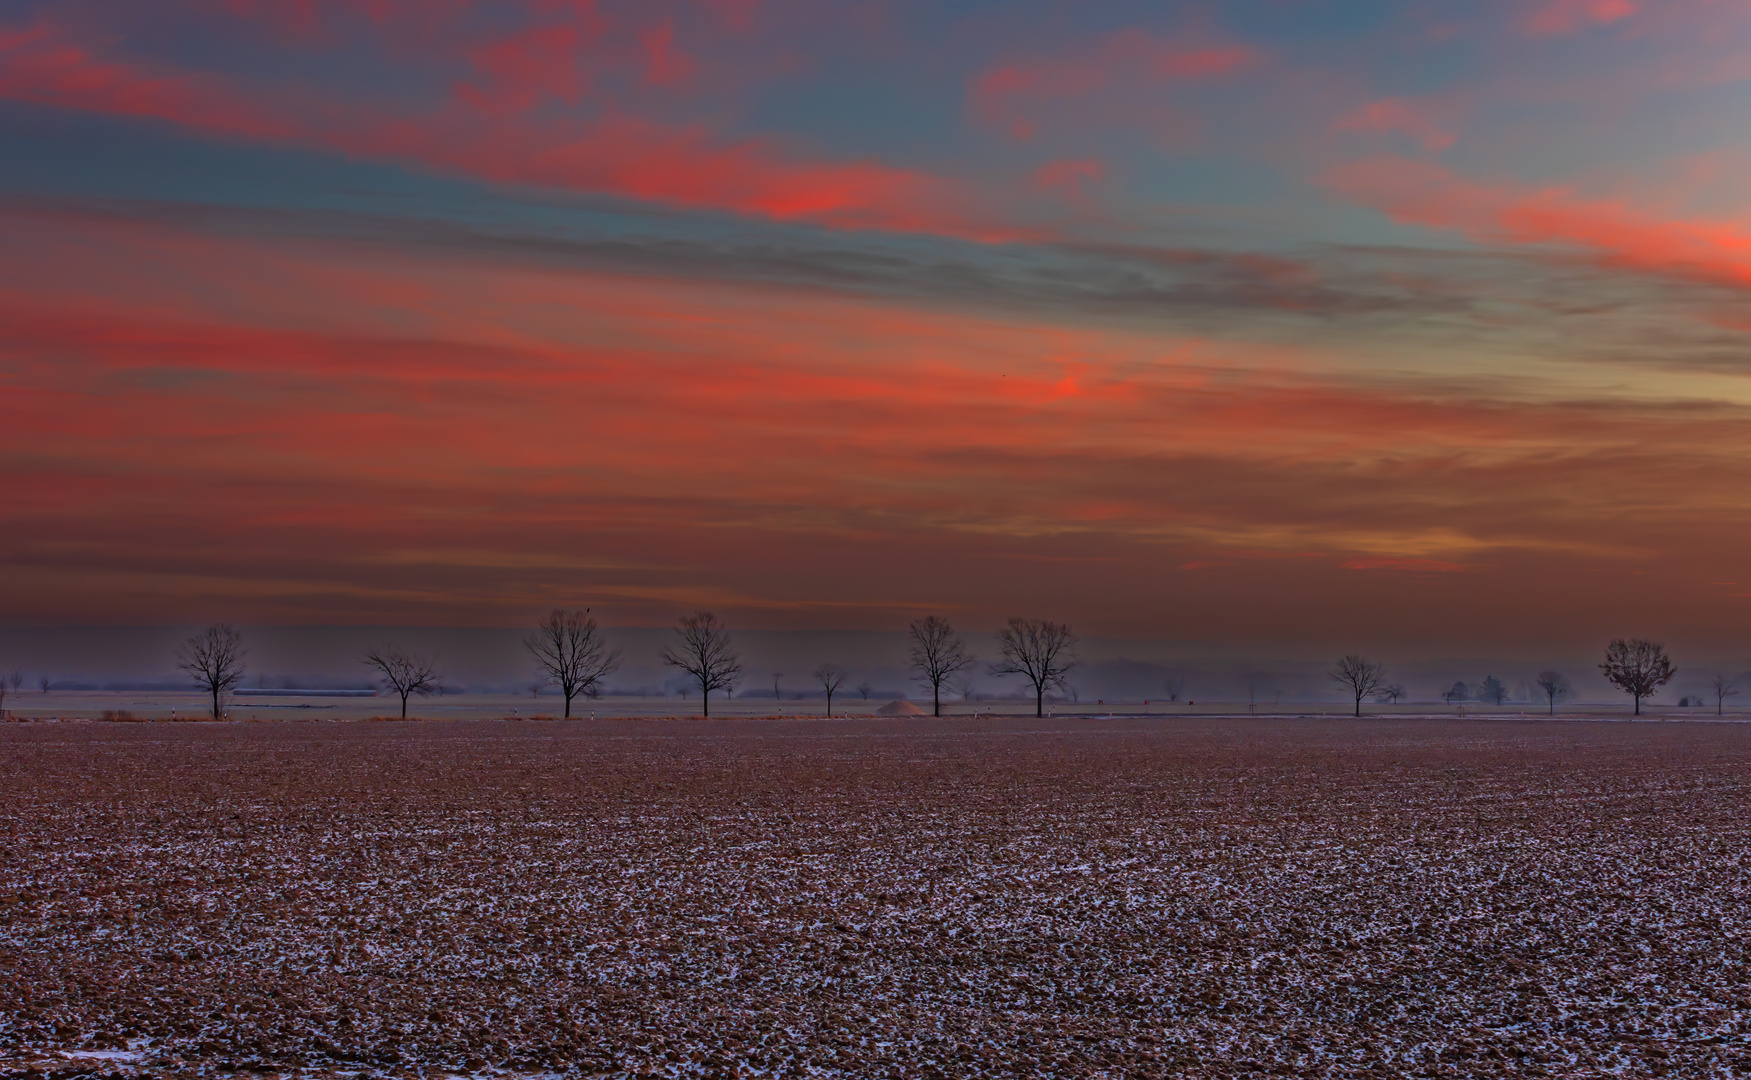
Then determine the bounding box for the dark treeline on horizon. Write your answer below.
[3,611,1721,722]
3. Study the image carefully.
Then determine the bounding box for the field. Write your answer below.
[3,717,1750,1079]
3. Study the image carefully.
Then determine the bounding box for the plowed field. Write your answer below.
[3,717,1750,1078]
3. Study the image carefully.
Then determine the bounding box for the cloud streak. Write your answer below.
[4,203,1751,646]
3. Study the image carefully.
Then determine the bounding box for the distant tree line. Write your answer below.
[1334,637,1684,717]
[144,619,1712,721]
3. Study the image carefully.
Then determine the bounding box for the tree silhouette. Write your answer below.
[1709,673,1739,716]
[989,618,1078,718]
[813,663,846,718]
[1239,668,1273,706]
[907,615,975,717]
[362,645,440,720]
[661,611,743,717]
[1329,655,1386,717]
[525,609,622,719]
[1442,681,1469,705]
[1162,672,1185,702]
[1478,675,1507,705]
[178,624,247,720]
[1599,638,1675,716]
[1535,670,1571,715]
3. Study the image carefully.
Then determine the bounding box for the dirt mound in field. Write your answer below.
[875,699,924,715]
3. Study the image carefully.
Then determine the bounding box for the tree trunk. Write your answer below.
[933,683,940,717]
[1634,693,1641,716]
[400,691,409,719]
[1035,687,1044,717]
[703,687,709,717]
[211,686,220,720]
[1354,694,1362,717]
[826,692,832,719]
[564,691,572,719]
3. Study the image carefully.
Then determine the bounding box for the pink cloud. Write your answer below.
[1523,0,1639,37]
[0,37,294,139]
[0,21,1018,240]
[1334,97,1456,153]
[641,17,698,87]
[1032,158,1104,201]
[1326,155,1751,289]
[695,0,758,32]
[454,23,594,114]
[970,29,1257,141]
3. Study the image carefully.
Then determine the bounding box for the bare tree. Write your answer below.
[1162,672,1185,702]
[989,618,1079,718]
[1478,675,1507,706]
[1709,673,1739,716]
[0,671,13,715]
[1329,654,1386,717]
[955,677,977,702]
[1441,681,1469,705]
[1535,670,1571,715]
[362,645,440,720]
[907,615,976,717]
[38,675,50,694]
[855,681,873,701]
[772,672,783,703]
[178,624,247,720]
[661,611,743,717]
[1599,638,1675,716]
[1238,668,1272,706]
[524,609,622,719]
[1375,683,1406,704]
[813,663,845,718]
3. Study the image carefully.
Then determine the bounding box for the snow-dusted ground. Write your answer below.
[2,717,1750,1078]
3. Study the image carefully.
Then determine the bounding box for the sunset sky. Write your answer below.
[4,0,1751,659]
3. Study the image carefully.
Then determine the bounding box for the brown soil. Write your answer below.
[2,717,1748,1078]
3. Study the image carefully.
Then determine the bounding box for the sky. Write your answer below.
[4,0,1751,664]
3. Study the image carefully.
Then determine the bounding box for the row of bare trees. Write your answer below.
[906,615,1079,717]
[1330,638,1684,717]
[0,670,22,715]
[171,611,1085,720]
[658,612,1081,718]
[170,621,1706,721]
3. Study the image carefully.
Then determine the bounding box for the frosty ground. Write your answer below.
[2,718,1749,1078]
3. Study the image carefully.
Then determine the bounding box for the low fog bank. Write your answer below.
[1,625,1746,709]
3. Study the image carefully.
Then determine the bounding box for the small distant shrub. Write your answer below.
[99,710,137,722]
